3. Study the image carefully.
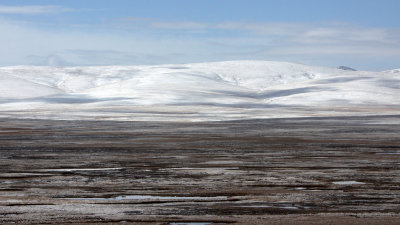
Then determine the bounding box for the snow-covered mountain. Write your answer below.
[385,69,400,74]
[0,61,399,121]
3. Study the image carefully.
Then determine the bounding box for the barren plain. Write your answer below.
[0,115,399,224]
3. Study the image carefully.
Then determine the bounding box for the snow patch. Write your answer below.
[332,181,366,185]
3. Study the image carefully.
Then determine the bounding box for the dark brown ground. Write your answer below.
[0,115,399,224]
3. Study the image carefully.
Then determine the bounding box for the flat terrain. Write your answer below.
[0,116,399,224]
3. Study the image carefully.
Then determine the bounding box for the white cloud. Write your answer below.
[150,21,207,30]
[301,27,392,43]
[215,22,307,36]
[0,5,70,14]
[128,19,400,45]
[0,15,399,70]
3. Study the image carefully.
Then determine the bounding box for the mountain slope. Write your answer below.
[0,61,399,121]
[0,73,62,99]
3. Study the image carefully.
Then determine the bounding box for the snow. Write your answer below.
[64,195,228,201]
[0,60,399,121]
[332,181,366,185]
[40,168,122,172]
[0,72,62,99]
[385,68,400,74]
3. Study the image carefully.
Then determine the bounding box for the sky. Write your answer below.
[0,0,400,70]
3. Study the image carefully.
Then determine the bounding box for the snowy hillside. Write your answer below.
[0,61,399,121]
[385,69,400,74]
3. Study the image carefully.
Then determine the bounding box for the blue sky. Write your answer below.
[1,0,399,70]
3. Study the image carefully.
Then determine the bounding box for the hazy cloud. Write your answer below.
[151,21,207,30]
[0,5,71,14]
[0,13,399,70]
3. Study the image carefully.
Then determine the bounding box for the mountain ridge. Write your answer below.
[0,60,399,121]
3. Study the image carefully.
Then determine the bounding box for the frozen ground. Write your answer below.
[0,116,399,224]
[0,61,399,121]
